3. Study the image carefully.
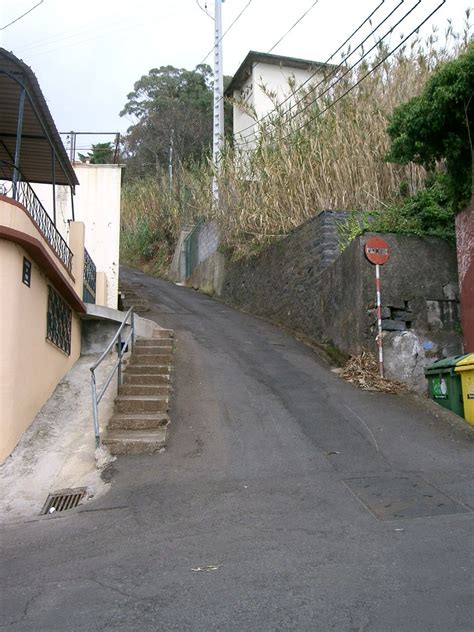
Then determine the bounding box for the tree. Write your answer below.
[78,142,115,164]
[386,44,473,211]
[120,65,214,176]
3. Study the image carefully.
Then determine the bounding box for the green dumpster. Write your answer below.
[424,355,468,417]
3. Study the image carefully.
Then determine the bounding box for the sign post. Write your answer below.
[364,237,390,378]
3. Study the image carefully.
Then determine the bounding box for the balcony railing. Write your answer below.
[0,174,73,274]
[83,247,96,303]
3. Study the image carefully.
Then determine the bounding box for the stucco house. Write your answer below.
[0,48,121,463]
[225,51,334,148]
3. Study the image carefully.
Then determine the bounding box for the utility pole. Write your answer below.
[212,0,225,204]
[168,128,174,193]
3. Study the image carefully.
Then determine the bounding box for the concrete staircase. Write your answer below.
[120,284,150,313]
[103,328,174,455]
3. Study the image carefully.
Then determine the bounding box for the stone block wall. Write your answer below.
[221,225,462,392]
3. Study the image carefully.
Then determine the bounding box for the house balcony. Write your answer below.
[0,170,73,274]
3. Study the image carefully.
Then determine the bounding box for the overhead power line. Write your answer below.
[268,0,321,53]
[235,0,389,141]
[1,0,44,31]
[234,0,442,148]
[236,0,415,145]
[276,0,446,144]
[275,0,423,131]
[196,0,214,20]
[199,0,254,66]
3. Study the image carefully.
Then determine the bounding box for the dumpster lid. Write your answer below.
[454,353,474,373]
[424,354,469,375]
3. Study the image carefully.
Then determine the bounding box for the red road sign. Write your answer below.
[364,237,390,265]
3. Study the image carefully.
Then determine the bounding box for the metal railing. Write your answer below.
[184,220,203,278]
[90,306,135,448]
[0,162,73,273]
[83,247,97,303]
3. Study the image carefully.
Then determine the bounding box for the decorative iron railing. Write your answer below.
[13,179,73,273]
[47,285,72,355]
[83,247,96,303]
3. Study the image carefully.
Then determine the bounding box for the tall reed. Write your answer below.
[121,20,471,267]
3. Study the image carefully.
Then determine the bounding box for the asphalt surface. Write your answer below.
[1,265,473,631]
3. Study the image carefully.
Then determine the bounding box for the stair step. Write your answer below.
[134,346,173,356]
[115,395,169,413]
[153,329,174,340]
[108,412,169,431]
[126,364,170,375]
[119,384,169,397]
[103,428,167,455]
[136,338,173,348]
[131,354,172,365]
[123,372,170,385]
[153,329,174,339]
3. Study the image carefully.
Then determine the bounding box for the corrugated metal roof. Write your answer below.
[0,48,79,187]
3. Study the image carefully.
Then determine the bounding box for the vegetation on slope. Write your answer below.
[120,19,472,272]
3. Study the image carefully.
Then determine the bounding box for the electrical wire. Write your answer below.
[13,13,175,59]
[275,0,423,131]
[1,0,44,31]
[196,0,214,21]
[275,0,446,145]
[234,0,390,141]
[198,0,254,66]
[16,14,142,56]
[268,0,321,54]
[235,0,412,145]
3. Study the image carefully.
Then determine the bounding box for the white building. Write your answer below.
[33,163,123,309]
[225,51,334,149]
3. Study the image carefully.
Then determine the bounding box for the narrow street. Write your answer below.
[1,265,473,632]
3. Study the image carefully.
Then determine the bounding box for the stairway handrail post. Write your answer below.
[89,306,134,448]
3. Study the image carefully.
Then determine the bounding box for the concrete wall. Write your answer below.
[217,221,461,392]
[197,221,219,264]
[455,198,474,352]
[72,164,122,309]
[0,199,83,463]
[34,163,123,309]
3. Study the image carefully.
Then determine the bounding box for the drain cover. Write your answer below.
[343,474,468,521]
[41,488,86,515]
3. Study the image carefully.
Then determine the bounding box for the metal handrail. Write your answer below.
[90,306,135,448]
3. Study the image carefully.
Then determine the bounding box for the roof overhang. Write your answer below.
[225,50,336,97]
[0,48,79,187]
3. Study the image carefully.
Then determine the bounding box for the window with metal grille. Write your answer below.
[46,286,72,354]
[22,257,31,286]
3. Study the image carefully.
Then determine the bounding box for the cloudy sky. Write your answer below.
[1,0,470,150]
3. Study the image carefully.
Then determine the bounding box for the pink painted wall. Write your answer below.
[456,197,474,352]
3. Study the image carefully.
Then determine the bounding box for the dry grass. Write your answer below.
[121,20,472,264]
[337,351,406,394]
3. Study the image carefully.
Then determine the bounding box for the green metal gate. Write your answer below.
[184,220,203,278]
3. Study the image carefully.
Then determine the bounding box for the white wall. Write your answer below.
[233,61,326,145]
[72,164,122,309]
[31,164,123,309]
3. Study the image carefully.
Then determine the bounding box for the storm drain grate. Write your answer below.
[41,488,87,515]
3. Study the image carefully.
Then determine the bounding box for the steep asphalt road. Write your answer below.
[1,265,473,631]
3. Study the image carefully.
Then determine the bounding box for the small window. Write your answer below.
[47,286,72,355]
[22,257,32,287]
